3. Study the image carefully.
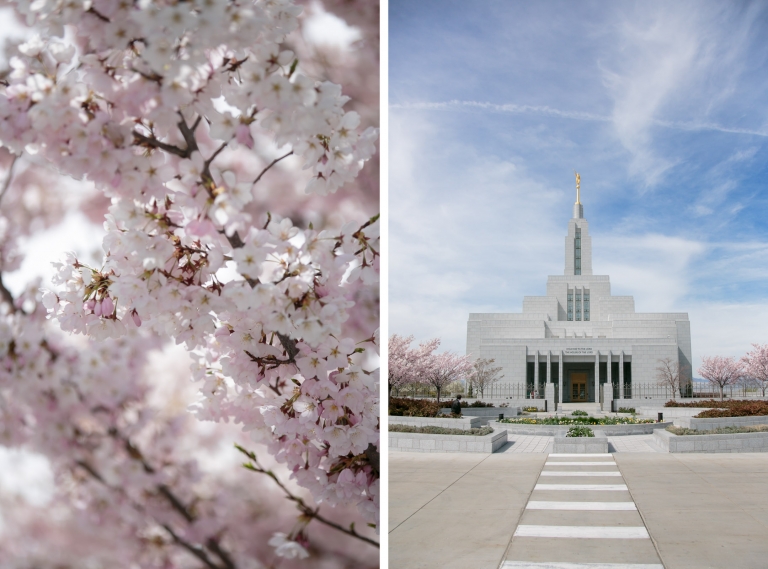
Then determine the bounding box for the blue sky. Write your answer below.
[389,0,768,372]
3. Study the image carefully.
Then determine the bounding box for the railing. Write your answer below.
[390,383,544,399]
[611,382,768,400]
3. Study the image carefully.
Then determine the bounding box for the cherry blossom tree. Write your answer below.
[698,355,743,401]
[0,0,379,565]
[387,334,439,395]
[469,357,503,399]
[422,351,473,403]
[742,344,768,397]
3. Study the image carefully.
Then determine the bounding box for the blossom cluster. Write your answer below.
[0,285,377,568]
[0,0,380,537]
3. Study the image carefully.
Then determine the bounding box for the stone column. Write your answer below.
[545,383,555,413]
[534,351,539,398]
[619,351,625,400]
[546,351,551,384]
[594,351,600,404]
[607,350,612,401]
[602,382,613,412]
[558,351,564,404]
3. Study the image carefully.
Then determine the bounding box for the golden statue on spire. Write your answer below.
[574,170,581,204]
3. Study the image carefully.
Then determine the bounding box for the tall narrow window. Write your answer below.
[567,290,573,321]
[584,291,590,321]
[574,228,582,275]
[575,290,581,321]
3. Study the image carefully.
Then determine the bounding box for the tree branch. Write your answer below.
[0,274,17,311]
[133,131,190,158]
[252,151,293,186]
[163,524,223,569]
[0,154,18,204]
[177,112,200,155]
[235,444,379,549]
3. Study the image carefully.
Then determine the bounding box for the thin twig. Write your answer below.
[0,155,18,204]
[235,445,379,549]
[163,524,223,569]
[252,151,293,186]
[76,436,234,569]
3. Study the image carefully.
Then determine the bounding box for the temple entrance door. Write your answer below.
[571,372,588,402]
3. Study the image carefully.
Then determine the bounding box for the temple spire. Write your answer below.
[574,171,581,204]
[572,171,583,219]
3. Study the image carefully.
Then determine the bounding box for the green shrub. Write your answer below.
[566,426,594,437]
[571,410,588,416]
[618,407,636,413]
[389,397,443,417]
[389,424,494,436]
[501,416,653,425]
[523,406,540,412]
[469,400,495,408]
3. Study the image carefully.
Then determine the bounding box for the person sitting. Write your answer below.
[450,394,462,416]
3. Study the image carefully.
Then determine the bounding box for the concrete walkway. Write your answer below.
[390,449,768,569]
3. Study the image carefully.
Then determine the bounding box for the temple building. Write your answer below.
[465,178,692,405]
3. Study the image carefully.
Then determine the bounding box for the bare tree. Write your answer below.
[469,358,504,399]
[655,357,690,400]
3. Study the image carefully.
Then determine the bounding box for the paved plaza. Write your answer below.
[389,440,768,569]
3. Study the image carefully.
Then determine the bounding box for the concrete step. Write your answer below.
[560,403,602,414]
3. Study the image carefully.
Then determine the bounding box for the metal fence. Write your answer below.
[390,382,544,400]
[612,382,768,400]
[392,381,768,402]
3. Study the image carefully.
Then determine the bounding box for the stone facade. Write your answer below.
[467,197,692,405]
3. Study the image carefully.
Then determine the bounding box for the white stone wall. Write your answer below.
[629,344,679,383]
[465,204,693,397]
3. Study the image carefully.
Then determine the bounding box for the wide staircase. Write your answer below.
[559,402,602,414]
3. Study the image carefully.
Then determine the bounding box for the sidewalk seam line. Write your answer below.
[614,455,668,569]
[496,454,549,569]
[387,453,492,534]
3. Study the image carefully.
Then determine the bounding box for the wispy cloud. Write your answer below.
[393,100,768,138]
[390,1,768,371]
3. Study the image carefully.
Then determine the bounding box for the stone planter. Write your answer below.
[673,415,768,431]
[440,407,520,418]
[389,416,482,430]
[389,429,508,453]
[553,430,608,453]
[655,428,768,453]
[488,420,669,436]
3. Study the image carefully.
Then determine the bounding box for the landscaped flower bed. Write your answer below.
[667,425,768,436]
[389,425,494,436]
[664,399,768,418]
[500,416,654,425]
[389,397,444,417]
[567,426,594,437]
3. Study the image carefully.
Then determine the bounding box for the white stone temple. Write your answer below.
[465,180,692,405]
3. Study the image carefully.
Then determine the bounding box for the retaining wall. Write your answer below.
[553,430,608,453]
[389,429,507,453]
[489,420,670,436]
[655,429,768,453]
[388,416,482,430]
[636,407,714,419]
[673,415,768,431]
[439,407,520,418]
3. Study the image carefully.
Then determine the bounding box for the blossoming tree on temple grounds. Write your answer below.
[0,0,379,566]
